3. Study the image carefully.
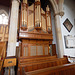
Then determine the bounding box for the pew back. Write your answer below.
[18,55,69,74]
[0,42,6,71]
[25,63,75,75]
[18,55,57,64]
[19,57,68,72]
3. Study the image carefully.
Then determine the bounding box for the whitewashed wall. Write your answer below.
[60,0,75,57]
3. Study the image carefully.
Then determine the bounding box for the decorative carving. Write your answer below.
[23,0,27,4]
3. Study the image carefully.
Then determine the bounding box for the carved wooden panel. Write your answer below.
[30,46,36,56]
[23,46,28,56]
[21,40,51,57]
[37,46,43,55]
[19,33,53,40]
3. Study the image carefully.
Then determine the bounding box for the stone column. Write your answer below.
[54,14,64,58]
[58,0,64,16]
[7,0,20,56]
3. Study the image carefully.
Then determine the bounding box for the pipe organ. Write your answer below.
[19,0,53,57]
[17,1,75,75]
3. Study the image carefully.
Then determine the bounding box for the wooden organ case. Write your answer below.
[19,0,53,57]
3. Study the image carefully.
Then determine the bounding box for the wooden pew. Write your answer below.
[17,55,69,75]
[0,42,6,73]
[19,57,69,72]
[18,55,57,74]
[18,55,57,64]
[25,63,75,75]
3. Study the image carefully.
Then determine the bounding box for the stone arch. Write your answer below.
[49,0,58,14]
[0,9,9,18]
[49,0,64,16]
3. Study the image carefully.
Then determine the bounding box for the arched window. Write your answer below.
[0,13,8,25]
[0,10,8,25]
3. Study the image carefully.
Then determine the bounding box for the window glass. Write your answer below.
[0,13,8,25]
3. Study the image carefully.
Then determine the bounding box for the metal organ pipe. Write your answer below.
[24,6,25,26]
[46,5,51,32]
[21,0,27,27]
[22,9,24,26]
[35,0,41,27]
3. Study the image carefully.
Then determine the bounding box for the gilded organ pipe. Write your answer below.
[21,0,27,28]
[24,6,25,26]
[46,5,51,32]
[22,8,24,26]
[35,0,41,28]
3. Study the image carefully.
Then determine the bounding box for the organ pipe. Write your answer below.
[21,0,27,28]
[35,0,41,27]
[46,5,51,32]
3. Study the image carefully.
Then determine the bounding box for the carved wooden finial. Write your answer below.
[23,0,27,4]
[35,0,40,2]
[46,5,49,12]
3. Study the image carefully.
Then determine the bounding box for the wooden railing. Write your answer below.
[0,42,6,72]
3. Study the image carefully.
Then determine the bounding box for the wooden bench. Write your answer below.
[0,42,6,73]
[19,57,69,72]
[25,63,75,75]
[17,55,69,75]
[18,55,57,64]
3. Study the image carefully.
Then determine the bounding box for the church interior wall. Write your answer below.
[60,0,75,57]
